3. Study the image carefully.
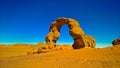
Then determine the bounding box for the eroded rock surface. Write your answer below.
[45,18,96,49]
[112,38,120,46]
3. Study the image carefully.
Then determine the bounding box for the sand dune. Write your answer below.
[0,44,120,68]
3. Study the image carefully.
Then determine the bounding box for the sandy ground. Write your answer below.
[0,44,120,68]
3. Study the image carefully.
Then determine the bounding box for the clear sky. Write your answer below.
[0,0,120,47]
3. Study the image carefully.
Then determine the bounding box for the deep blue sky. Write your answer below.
[0,0,120,47]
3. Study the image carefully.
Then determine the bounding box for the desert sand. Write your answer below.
[0,44,120,68]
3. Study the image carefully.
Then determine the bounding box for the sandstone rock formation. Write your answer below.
[28,42,50,54]
[45,18,96,49]
[112,38,120,46]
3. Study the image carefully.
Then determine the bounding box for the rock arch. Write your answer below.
[45,18,96,49]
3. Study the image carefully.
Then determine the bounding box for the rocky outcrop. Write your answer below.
[112,38,120,46]
[45,18,96,49]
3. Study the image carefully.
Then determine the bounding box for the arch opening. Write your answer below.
[57,24,73,45]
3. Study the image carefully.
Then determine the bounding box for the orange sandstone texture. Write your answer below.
[45,18,96,49]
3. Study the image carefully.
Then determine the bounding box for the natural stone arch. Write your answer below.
[45,18,96,49]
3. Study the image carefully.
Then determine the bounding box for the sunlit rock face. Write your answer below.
[112,38,120,46]
[45,18,96,49]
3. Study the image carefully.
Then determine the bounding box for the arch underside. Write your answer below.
[45,18,96,49]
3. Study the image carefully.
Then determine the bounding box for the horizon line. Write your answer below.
[0,42,112,48]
